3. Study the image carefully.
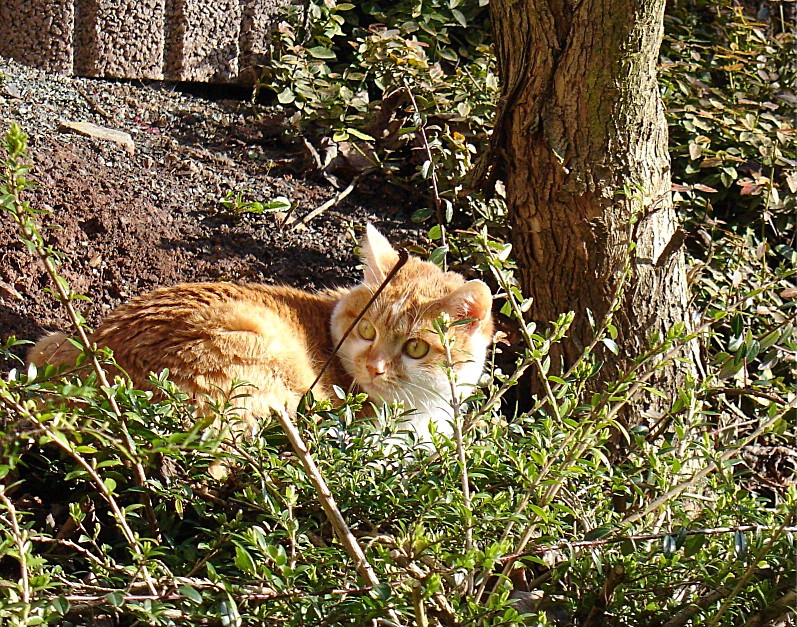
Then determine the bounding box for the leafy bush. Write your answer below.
[1,1,795,624]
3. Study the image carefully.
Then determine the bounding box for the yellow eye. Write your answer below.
[403,338,430,359]
[358,319,376,341]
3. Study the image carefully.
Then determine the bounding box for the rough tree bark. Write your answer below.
[488,0,692,420]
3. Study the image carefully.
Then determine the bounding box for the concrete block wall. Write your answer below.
[0,0,293,83]
[0,0,75,74]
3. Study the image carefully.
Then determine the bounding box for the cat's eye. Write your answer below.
[358,319,376,341]
[403,338,430,359]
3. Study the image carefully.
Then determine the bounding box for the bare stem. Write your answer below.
[441,321,473,593]
[0,486,30,604]
[404,80,447,271]
[273,408,380,588]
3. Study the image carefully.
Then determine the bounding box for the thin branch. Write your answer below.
[308,248,409,394]
[497,524,797,564]
[403,80,447,271]
[0,486,30,604]
[440,320,473,593]
[740,589,797,627]
[273,407,380,588]
[287,173,363,229]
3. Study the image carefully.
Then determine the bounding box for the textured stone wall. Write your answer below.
[0,0,75,74]
[0,0,293,83]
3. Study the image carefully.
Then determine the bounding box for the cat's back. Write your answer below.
[97,282,335,345]
[31,282,346,408]
[95,282,337,372]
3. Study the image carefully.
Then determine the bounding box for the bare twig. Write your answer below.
[308,248,409,394]
[497,524,797,565]
[740,589,797,627]
[411,582,429,627]
[289,173,362,229]
[273,407,380,587]
[0,486,30,604]
[403,80,447,271]
[440,319,473,593]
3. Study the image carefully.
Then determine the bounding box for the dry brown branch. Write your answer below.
[403,80,448,270]
[289,173,362,229]
[272,406,380,587]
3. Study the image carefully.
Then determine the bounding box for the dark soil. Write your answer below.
[0,58,421,369]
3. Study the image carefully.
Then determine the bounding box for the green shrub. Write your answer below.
[1,1,795,623]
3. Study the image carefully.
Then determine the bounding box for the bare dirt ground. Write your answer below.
[0,58,420,369]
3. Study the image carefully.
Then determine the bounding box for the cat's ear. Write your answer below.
[360,224,400,284]
[443,280,493,331]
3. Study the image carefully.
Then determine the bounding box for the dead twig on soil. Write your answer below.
[288,173,363,230]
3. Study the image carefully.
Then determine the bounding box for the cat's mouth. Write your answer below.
[360,377,396,397]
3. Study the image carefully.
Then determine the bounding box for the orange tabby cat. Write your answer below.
[29,225,493,441]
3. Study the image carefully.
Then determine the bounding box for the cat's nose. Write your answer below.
[366,360,386,378]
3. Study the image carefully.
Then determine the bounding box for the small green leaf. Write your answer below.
[683,533,705,558]
[105,592,124,607]
[734,530,748,560]
[235,545,257,575]
[662,534,677,558]
[179,585,203,605]
[429,246,448,267]
[412,207,434,223]
[277,88,295,104]
[308,46,336,59]
[346,128,375,141]
[602,338,619,355]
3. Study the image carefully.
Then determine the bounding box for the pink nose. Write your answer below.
[366,361,386,378]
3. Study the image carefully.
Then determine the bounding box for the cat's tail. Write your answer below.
[28,332,81,369]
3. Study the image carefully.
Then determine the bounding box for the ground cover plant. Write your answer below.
[0,1,795,625]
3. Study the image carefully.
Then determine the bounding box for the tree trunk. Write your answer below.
[489,0,692,421]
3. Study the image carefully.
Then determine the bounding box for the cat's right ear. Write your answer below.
[360,224,400,284]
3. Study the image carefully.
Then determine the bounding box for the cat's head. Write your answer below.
[331,225,493,433]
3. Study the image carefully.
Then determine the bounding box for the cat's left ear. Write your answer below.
[443,280,493,332]
[360,224,400,284]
